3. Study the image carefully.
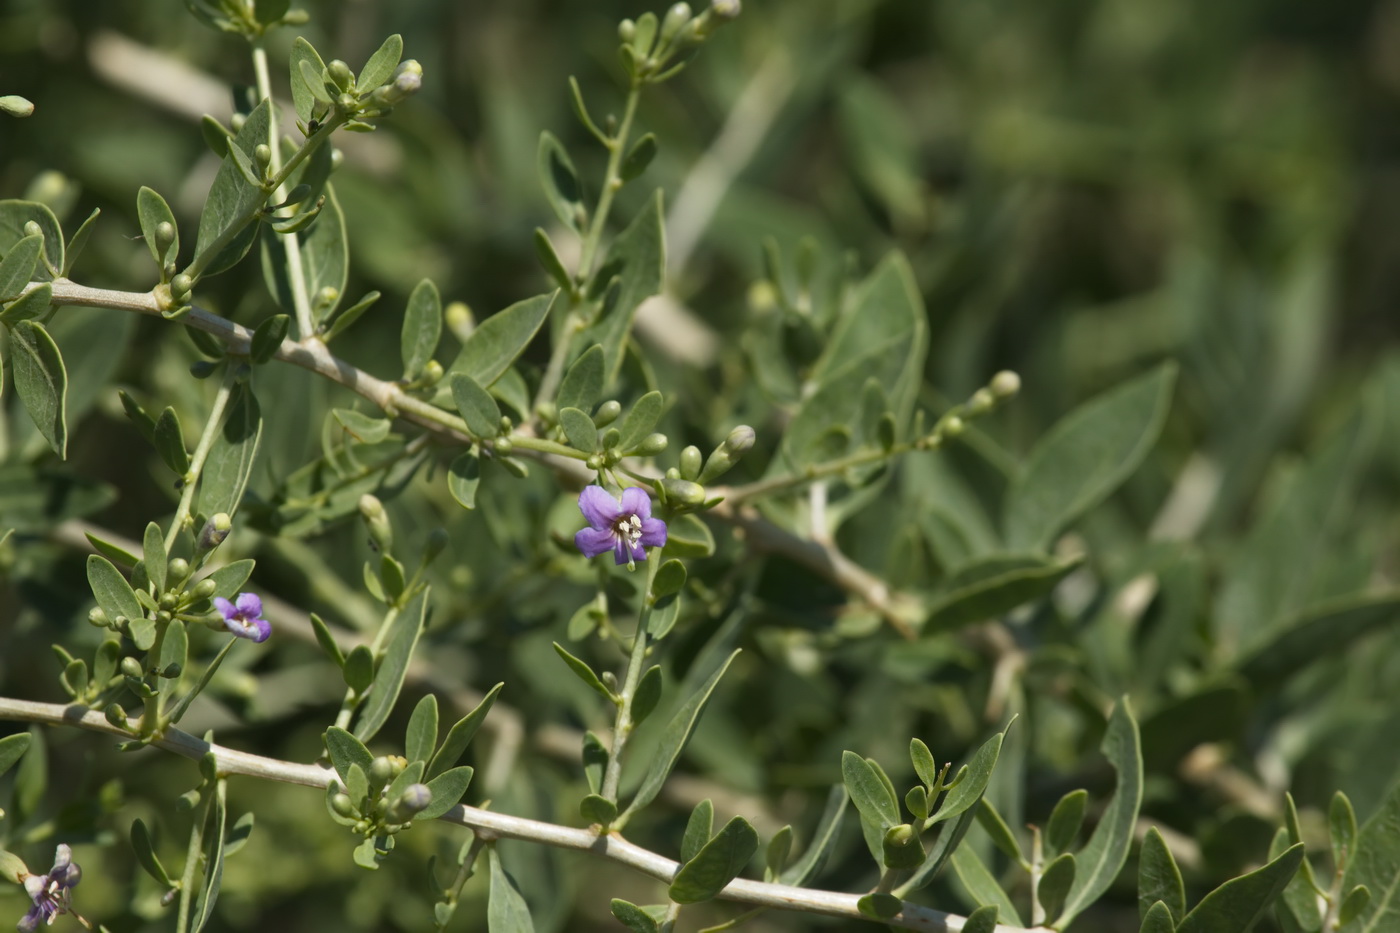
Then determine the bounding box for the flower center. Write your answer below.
[615,513,643,548]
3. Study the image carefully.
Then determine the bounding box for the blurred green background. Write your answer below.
[4,0,1400,930]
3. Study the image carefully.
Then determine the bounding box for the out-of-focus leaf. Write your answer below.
[448,450,481,509]
[1237,592,1400,687]
[1175,844,1303,933]
[580,191,665,384]
[951,845,1025,928]
[0,733,31,778]
[190,780,227,933]
[780,784,848,886]
[669,816,759,904]
[131,819,174,886]
[1004,363,1176,551]
[609,900,658,933]
[354,588,429,742]
[537,131,584,231]
[924,555,1081,632]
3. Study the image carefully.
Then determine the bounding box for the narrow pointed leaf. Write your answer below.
[354,588,429,742]
[10,320,68,457]
[428,682,503,779]
[1176,843,1304,933]
[669,816,759,904]
[487,847,535,933]
[1139,827,1187,923]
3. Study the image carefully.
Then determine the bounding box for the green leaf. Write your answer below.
[309,613,345,668]
[1176,844,1304,933]
[448,450,481,509]
[533,228,572,291]
[321,287,376,340]
[357,33,403,90]
[843,749,899,839]
[1004,362,1177,550]
[976,799,1025,863]
[1141,901,1176,933]
[154,407,190,476]
[781,784,848,886]
[618,390,664,451]
[428,682,503,779]
[557,409,598,455]
[1039,852,1077,924]
[622,649,740,820]
[910,737,937,789]
[0,233,41,300]
[401,278,442,379]
[202,559,255,600]
[537,131,584,231]
[142,521,167,594]
[264,185,347,323]
[324,726,374,785]
[450,292,557,388]
[1237,592,1400,687]
[964,905,1000,933]
[556,344,605,415]
[683,799,714,862]
[343,644,374,692]
[580,794,617,827]
[661,513,714,559]
[1331,792,1358,875]
[190,781,228,933]
[354,588,429,742]
[1341,886,1372,927]
[137,186,178,269]
[0,732,31,778]
[451,373,502,438]
[650,559,686,601]
[669,816,759,904]
[1046,788,1089,856]
[765,825,793,881]
[487,847,536,933]
[1057,699,1145,927]
[131,818,174,886]
[62,207,101,276]
[223,812,255,858]
[332,408,391,444]
[198,382,262,520]
[952,845,1026,927]
[0,280,51,323]
[928,729,1003,824]
[1139,827,1186,923]
[631,665,663,726]
[252,0,290,24]
[88,554,149,646]
[857,893,903,919]
[552,642,616,703]
[406,694,438,764]
[10,320,68,457]
[620,133,658,181]
[609,899,659,933]
[0,200,63,280]
[582,731,607,794]
[418,766,473,820]
[580,191,665,384]
[289,38,328,125]
[248,314,289,367]
[194,100,272,278]
[1343,778,1400,933]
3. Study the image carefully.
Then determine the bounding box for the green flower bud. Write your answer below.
[445,301,475,342]
[0,850,27,884]
[316,286,339,309]
[586,453,604,470]
[420,359,443,386]
[191,578,218,600]
[601,427,621,450]
[618,18,636,41]
[197,513,232,551]
[388,755,408,777]
[659,3,694,45]
[494,436,513,454]
[711,0,741,19]
[368,756,394,789]
[886,823,917,846]
[160,663,182,679]
[22,220,41,239]
[170,273,193,300]
[697,424,756,484]
[359,494,394,553]
[327,60,355,91]
[282,8,309,24]
[163,259,177,280]
[967,388,995,415]
[156,221,176,252]
[593,400,622,427]
[0,95,34,119]
[331,793,357,817]
[119,657,144,679]
[88,607,110,627]
[167,557,189,583]
[679,445,702,480]
[661,478,706,507]
[254,144,272,169]
[633,432,668,456]
[990,370,1021,399]
[942,415,965,438]
[104,703,128,728]
[230,113,246,133]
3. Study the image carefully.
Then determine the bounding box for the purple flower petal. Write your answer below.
[246,617,272,643]
[619,486,653,520]
[574,527,617,559]
[213,597,235,619]
[577,485,621,529]
[639,516,668,548]
[234,592,263,618]
[625,538,648,563]
[612,536,632,565]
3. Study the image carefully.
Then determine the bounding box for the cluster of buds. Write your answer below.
[618,1,742,83]
[918,370,1021,450]
[300,51,424,134]
[326,755,434,837]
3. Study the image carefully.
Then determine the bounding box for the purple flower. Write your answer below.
[574,485,667,566]
[18,845,80,932]
[214,593,271,643]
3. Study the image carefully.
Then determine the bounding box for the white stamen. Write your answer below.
[616,514,643,548]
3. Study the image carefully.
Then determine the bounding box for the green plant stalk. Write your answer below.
[166,366,239,553]
[659,901,683,933]
[1029,827,1045,927]
[599,554,662,808]
[173,788,209,933]
[182,116,343,284]
[139,620,171,740]
[166,636,239,726]
[434,832,491,932]
[251,41,316,339]
[332,601,402,731]
[531,78,644,421]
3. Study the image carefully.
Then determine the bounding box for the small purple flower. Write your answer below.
[574,485,667,566]
[214,593,271,643]
[18,845,80,932]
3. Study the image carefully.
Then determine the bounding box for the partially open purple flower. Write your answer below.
[574,485,667,566]
[214,593,271,643]
[18,844,80,932]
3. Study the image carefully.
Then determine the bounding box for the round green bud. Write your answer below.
[601,671,619,691]
[330,147,344,171]
[586,454,604,471]
[747,279,779,312]
[353,819,370,834]
[198,513,232,552]
[389,755,408,777]
[331,793,357,817]
[990,370,1021,399]
[159,592,178,611]
[386,783,433,822]
[711,0,741,20]
[660,3,694,44]
[156,221,176,250]
[942,415,965,438]
[88,607,109,627]
[665,467,680,480]
[724,424,756,456]
[662,478,706,507]
[167,558,189,582]
[368,756,394,788]
[104,704,128,728]
[499,456,530,479]
[23,220,41,239]
[359,494,394,553]
[156,610,172,624]
[282,8,309,24]
[254,144,272,168]
[679,445,703,480]
[317,285,339,308]
[445,301,475,341]
[593,400,622,427]
[230,113,246,133]
[494,436,513,454]
[601,427,622,450]
[119,657,144,679]
[327,60,354,91]
[634,433,668,456]
[420,359,444,386]
[0,850,28,884]
[161,663,183,679]
[886,823,917,846]
[618,18,636,41]
[191,578,218,600]
[967,388,995,415]
[170,273,193,299]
